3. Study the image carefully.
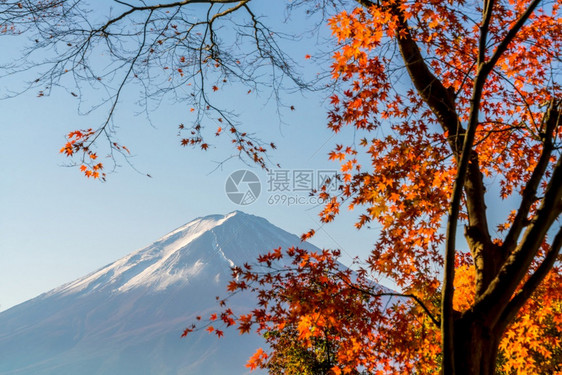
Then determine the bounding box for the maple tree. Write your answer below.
[2,0,561,374]
[184,0,561,374]
[315,1,561,373]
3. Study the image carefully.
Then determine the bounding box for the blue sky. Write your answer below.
[0,2,385,311]
[0,77,384,312]
[0,0,523,312]
[1,1,560,369]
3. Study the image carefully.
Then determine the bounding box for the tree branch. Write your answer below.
[87,10,154,147]
[484,0,542,74]
[477,0,496,65]
[439,3,545,369]
[476,155,562,327]
[344,282,441,328]
[497,225,562,334]
[386,3,494,275]
[503,100,561,254]
[208,0,249,25]
[98,0,245,34]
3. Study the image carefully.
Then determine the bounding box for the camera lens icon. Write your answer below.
[225,170,261,205]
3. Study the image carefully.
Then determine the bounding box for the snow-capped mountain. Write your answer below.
[0,211,321,375]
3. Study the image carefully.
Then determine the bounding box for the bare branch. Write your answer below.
[0,0,325,170]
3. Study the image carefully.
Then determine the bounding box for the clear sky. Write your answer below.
[0,0,522,313]
[0,2,384,311]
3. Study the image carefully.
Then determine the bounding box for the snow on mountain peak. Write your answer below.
[51,211,311,297]
[0,210,284,375]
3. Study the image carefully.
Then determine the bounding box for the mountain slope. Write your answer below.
[0,211,320,375]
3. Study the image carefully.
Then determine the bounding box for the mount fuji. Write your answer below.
[0,211,322,375]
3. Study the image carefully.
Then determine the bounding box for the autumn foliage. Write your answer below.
[8,0,559,372]
[183,0,561,374]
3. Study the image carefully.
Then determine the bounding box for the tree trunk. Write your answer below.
[450,315,502,375]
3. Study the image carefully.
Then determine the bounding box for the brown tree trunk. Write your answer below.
[450,315,502,375]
